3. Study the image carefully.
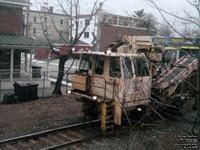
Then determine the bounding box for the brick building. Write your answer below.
[0,0,30,81]
[96,12,152,51]
[0,0,50,90]
[69,10,152,51]
[0,0,29,35]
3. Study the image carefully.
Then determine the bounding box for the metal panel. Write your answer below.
[72,75,87,91]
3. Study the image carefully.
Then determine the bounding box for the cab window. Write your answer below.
[95,55,104,75]
[79,54,89,72]
[133,58,149,77]
[109,57,121,78]
[122,57,133,78]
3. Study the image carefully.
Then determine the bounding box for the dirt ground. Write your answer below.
[0,95,84,140]
[0,95,199,150]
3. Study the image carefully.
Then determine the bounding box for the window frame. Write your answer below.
[79,54,90,72]
[122,57,133,78]
[34,16,37,23]
[43,28,47,33]
[59,30,63,36]
[133,57,149,77]
[44,17,47,22]
[60,19,64,25]
[85,19,90,26]
[33,28,36,34]
[109,57,121,78]
[84,32,89,38]
[95,55,104,75]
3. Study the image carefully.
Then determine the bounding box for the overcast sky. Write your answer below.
[31,0,197,16]
[103,0,198,28]
[31,0,199,30]
[108,0,195,16]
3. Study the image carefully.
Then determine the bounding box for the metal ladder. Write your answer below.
[101,101,115,132]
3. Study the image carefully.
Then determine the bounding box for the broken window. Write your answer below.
[133,58,149,77]
[79,54,89,72]
[122,57,133,78]
[95,55,104,75]
[109,57,121,78]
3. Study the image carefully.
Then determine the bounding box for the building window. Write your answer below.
[33,28,36,34]
[60,19,64,25]
[85,19,90,26]
[84,32,89,38]
[60,31,63,36]
[44,17,47,22]
[44,29,47,33]
[34,16,37,23]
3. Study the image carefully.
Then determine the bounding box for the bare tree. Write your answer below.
[133,9,146,18]
[145,13,158,31]
[181,25,199,38]
[158,23,172,36]
[126,9,158,34]
[35,0,103,95]
[146,0,200,136]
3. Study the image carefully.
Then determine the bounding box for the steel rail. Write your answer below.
[0,119,100,145]
[41,134,103,150]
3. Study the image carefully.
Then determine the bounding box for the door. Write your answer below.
[122,57,151,108]
[91,55,106,99]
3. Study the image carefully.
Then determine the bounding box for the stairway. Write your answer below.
[101,101,115,132]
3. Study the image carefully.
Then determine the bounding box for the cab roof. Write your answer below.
[73,51,146,57]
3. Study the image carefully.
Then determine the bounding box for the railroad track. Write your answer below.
[0,120,104,150]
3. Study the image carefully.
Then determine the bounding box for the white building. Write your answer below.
[24,7,69,40]
[73,14,97,46]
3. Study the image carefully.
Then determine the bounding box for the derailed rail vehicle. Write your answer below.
[66,37,154,132]
[66,36,198,132]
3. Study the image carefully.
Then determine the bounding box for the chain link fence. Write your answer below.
[0,68,76,103]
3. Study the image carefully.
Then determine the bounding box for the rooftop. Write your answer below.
[73,51,146,57]
[0,35,89,49]
[0,0,30,7]
[0,34,50,49]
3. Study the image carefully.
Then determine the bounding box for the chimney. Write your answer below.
[49,6,54,13]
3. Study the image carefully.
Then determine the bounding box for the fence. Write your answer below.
[0,68,77,103]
